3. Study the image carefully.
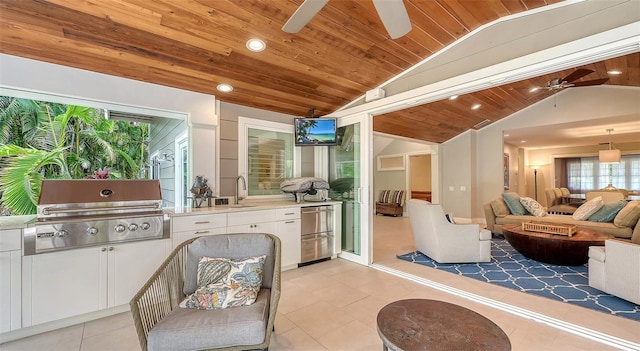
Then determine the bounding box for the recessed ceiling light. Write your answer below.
[246,39,266,52]
[520,140,527,143]
[471,104,481,110]
[607,70,622,75]
[217,83,233,92]
[449,95,458,100]
[529,87,539,93]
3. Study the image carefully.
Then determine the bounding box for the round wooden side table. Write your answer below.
[376,299,511,351]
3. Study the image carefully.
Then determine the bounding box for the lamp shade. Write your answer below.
[599,149,621,163]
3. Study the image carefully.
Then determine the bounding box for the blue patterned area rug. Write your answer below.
[397,238,640,321]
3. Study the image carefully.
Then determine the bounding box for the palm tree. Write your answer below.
[0,99,149,215]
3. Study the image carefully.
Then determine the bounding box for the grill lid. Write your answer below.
[37,179,163,219]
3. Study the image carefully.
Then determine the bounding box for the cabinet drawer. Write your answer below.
[275,207,300,221]
[227,210,275,226]
[172,214,227,232]
[0,229,22,252]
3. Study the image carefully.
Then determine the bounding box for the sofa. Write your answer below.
[484,195,640,245]
[376,190,405,216]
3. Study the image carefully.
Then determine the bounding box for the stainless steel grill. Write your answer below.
[24,179,169,255]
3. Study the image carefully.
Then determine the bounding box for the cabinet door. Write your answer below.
[276,219,301,270]
[0,250,21,332]
[108,239,170,307]
[27,247,104,326]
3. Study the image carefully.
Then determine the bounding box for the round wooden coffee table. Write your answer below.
[502,223,614,266]
[376,299,510,351]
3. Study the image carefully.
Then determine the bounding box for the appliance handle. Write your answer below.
[301,207,333,214]
[301,233,333,241]
[42,203,160,215]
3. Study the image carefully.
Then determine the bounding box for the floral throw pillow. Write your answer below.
[180,255,265,310]
[519,197,546,217]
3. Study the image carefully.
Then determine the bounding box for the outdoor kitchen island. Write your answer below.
[169,200,343,271]
[0,199,341,342]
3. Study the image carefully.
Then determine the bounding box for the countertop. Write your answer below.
[0,200,343,229]
[169,199,342,217]
[0,215,36,230]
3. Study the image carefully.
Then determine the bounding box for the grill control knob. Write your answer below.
[114,224,126,233]
[140,222,151,230]
[128,223,139,231]
[55,230,68,238]
[87,227,99,235]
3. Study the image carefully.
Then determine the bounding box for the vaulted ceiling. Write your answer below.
[0,0,638,143]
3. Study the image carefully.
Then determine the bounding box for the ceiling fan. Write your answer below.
[531,68,609,93]
[282,0,412,39]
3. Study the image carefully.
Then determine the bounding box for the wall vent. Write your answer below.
[473,119,491,129]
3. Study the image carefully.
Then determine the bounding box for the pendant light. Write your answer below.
[598,128,621,164]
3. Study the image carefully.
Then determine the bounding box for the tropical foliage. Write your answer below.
[0,97,149,215]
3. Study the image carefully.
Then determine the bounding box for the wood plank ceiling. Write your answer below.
[0,0,637,143]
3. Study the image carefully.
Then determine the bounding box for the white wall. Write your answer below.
[0,54,217,190]
[373,134,437,204]
[471,85,640,218]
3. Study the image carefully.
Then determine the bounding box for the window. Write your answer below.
[564,154,640,192]
[238,117,299,198]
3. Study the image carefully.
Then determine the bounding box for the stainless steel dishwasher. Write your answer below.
[300,205,334,265]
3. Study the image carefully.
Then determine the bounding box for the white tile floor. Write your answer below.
[2,215,638,350]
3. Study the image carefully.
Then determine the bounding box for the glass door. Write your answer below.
[328,114,370,265]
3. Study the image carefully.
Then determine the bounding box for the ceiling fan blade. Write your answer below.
[282,0,329,33]
[561,68,594,83]
[372,0,412,39]
[571,77,610,87]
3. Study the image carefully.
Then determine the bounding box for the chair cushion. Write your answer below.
[502,192,528,216]
[588,200,626,223]
[572,196,604,221]
[588,246,606,262]
[614,201,640,228]
[379,190,405,204]
[147,289,271,351]
[479,228,492,241]
[519,197,546,217]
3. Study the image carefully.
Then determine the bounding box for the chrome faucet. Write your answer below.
[235,175,246,205]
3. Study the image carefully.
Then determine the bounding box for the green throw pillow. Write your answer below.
[588,200,627,222]
[501,192,529,216]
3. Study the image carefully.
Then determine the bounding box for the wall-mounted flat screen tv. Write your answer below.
[294,118,337,146]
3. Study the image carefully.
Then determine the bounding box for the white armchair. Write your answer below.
[407,199,491,263]
[588,239,640,305]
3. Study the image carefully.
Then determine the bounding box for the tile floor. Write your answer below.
[1,215,639,350]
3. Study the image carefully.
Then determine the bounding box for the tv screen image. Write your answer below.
[295,118,337,146]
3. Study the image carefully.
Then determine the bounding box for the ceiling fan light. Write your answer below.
[599,149,621,163]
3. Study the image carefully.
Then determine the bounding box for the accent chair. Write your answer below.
[588,239,640,305]
[130,233,281,351]
[407,199,491,263]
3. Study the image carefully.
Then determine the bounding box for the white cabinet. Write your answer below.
[172,213,227,247]
[108,239,170,306]
[23,239,169,326]
[227,209,277,234]
[0,229,22,332]
[276,218,301,269]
